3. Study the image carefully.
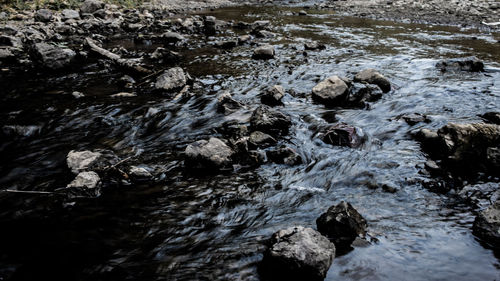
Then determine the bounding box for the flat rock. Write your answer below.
[61,9,80,20]
[31,42,76,70]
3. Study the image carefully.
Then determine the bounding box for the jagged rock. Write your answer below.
[252,45,275,60]
[261,85,285,106]
[155,67,187,91]
[436,56,484,72]
[354,69,391,93]
[61,9,80,21]
[67,150,102,174]
[304,41,325,51]
[261,226,335,281]
[473,200,500,247]
[312,76,349,105]
[248,131,276,148]
[267,146,302,165]
[31,42,76,70]
[185,137,234,169]
[316,201,367,254]
[346,83,383,107]
[161,32,184,43]
[67,171,100,190]
[319,123,365,148]
[250,105,291,136]
[217,92,242,114]
[459,182,500,210]
[80,0,104,14]
[480,112,500,125]
[35,9,53,22]
[217,120,248,141]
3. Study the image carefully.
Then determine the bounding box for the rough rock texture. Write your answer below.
[35,9,53,22]
[319,123,365,148]
[266,146,302,165]
[80,0,104,14]
[129,166,153,178]
[261,85,285,106]
[316,201,367,253]
[354,69,391,93]
[67,150,102,174]
[480,112,500,125]
[250,105,291,136]
[347,83,383,107]
[252,44,275,59]
[185,137,234,169]
[61,9,80,21]
[312,76,349,105]
[261,226,336,281]
[155,67,187,91]
[436,57,484,72]
[248,131,276,148]
[473,200,500,247]
[67,171,101,190]
[217,92,242,114]
[31,43,76,70]
[162,31,185,43]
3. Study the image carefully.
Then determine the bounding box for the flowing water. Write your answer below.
[1,6,499,281]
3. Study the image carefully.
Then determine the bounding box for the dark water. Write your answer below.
[1,6,499,281]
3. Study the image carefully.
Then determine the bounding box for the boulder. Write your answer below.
[67,150,102,174]
[80,0,104,14]
[261,226,335,281]
[319,123,365,148]
[250,105,291,136]
[480,112,500,125]
[67,171,101,190]
[155,67,187,91]
[266,146,302,165]
[217,92,242,114]
[252,45,275,60]
[35,9,53,22]
[354,69,391,93]
[312,76,349,105]
[161,32,184,44]
[473,200,500,247]
[31,42,76,70]
[436,56,484,72]
[316,201,367,253]
[261,85,285,106]
[185,137,234,169]
[248,131,276,148]
[61,9,80,20]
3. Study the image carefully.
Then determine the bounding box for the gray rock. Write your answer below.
[129,166,152,178]
[402,113,429,125]
[262,226,335,281]
[436,56,484,72]
[354,69,391,93]
[61,9,80,20]
[251,20,270,31]
[238,35,251,45]
[215,40,238,49]
[266,146,302,165]
[31,43,76,70]
[162,32,184,43]
[67,150,102,174]
[312,75,349,105]
[67,171,101,190]
[319,123,365,148]
[261,85,285,106]
[0,48,16,62]
[217,92,242,114]
[155,67,187,91]
[459,182,500,210]
[185,137,234,169]
[316,201,367,254]
[473,200,500,247]
[252,44,275,60]
[305,41,325,51]
[35,9,53,22]
[80,0,104,14]
[250,105,291,136]
[248,131,276,148]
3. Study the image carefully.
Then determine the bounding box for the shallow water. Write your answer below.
[0,6,499,281]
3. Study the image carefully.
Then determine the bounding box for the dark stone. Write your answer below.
[250,105,291,136]
[31,42,76,70]
[319,123,365,148]
[185,137,234,170]
[480,112,500,125]
[473,200,500,248]
[252,45,275,60]
[248,131,276,148]
[354,69,391,93]
[261,85,285,106]
[436,56,484,72]
[217,92,242,114]
[267,146,302,165]
[215,40,238,49]
[304,41,326,51]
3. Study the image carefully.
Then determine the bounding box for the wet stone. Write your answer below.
[436,56,484,72]
[67,150,102,174]
[155,67,187,92]
[31,42,76,70]
[473,200,500,247]
[304,41,326,51]
[480,112,500,125]
[35,9,53,22]
[354,69,391,93]
[185,137,234,170]
[402,113,430,126]
[266,146,302,165]
[312,75,349,105]
[252,45,275,60]
[319,123,365,148]
[217,92,242,114]
[261,85,285,106]
[161,32,185,44]
[215,40,238,49]
[250,105,291,137]
[248,131,276,148]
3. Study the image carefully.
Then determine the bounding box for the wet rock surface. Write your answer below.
[312,75,349,105]
[31,43,76,70]
[250,105,291,136]
[185,137,234,169]
[318,123,365,148]
[473,200,500,248]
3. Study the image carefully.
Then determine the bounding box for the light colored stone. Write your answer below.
[67,150,101,174]
[67,171,100,189]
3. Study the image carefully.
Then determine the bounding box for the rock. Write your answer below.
[459,182,500,210]
[402,113,429,125]
[111,92,136,98]
[487,147,500,168]
[155,67,187,91]
[254,30,275,38]
[204,16,217,35]
[161,32,184,43]
[436,56,484,72]
[0,48,16,63]
[31,43,76,70]
[252,45,275,60]
[217,92,242,114]
[304,41,325,51]
[248,131,276,148]
[0,35,22,48]
[185,137,234,169]
[319,123,365,148]
[129,166,152,178]
[312,75,349,105]
[150,47,181,63]
[261,85,285,106]
[238,35,251,45]
[217,120,248,141]
[354,69,391,93]
[67,150,102,174]
[251,20,270,31]
[346,83,383,107]
[266,146,302,165]
[250,105,291,136]
[72,91,85,98]
[298,10,308,16]
[80,0,104,14]
[2,125,42,138]
[61,9,80,20]
[480,112,500,125]
[316,201,367,253]
[67,171,101,190]
[35,9,53,22]
[215,40,238,49]
[473,200,500,247]
[261,226,335,281]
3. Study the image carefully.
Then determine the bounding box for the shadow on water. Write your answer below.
[0,5,499,281]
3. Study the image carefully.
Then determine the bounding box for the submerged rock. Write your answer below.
[31,43,76,70]
[266,146,302,165]
[261,85,285,106]
[347,83,383,107]
[312,76,349,105]
[155,67,187,91]
[354,69,391,93]
[319,123,365,148]
[215,40,238,49]
[252,44,275,60]
[261,226,335,281]
[436,56,484,72]
[402,113,430,126]
[185,137,234,170]
[250,105,291,136]
[67,150,102,174]
[129,166,153,178]
[473,200,500,247]
[316,201,367,254]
